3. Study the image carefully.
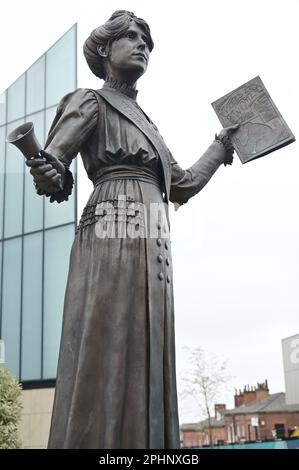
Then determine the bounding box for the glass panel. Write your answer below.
[21,233,42,380]
[2,238,22,378]
[7,74,25,123]
[46,26,76,108]
[24,111,44,233]
[45,106,57,138]
[0,126,5,239]
[43,224,74,378]
[0,241,2,335]
[26,110,45,146]
[0,91,6,126]
[4,120,24,238]
[26,55,45,115]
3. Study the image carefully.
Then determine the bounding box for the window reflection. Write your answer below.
[43,224,74,378]
[0,126,5,239]
[0,25,77,382]
[2,238,22,378]
[26,56,45,115]
[0,92,6,126]
[4,119,24,238]
[7,75,25,123]
[22,233,43,380]
[46,26,76,108]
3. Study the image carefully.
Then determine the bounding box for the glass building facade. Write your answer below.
[0,25,77,383]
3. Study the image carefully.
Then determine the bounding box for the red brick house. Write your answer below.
[181,404,226,447]
[181,381,299,447]
[225,381,299,443]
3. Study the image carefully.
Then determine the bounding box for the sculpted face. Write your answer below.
[102,21,150,82]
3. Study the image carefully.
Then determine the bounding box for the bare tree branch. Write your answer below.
[179,346,233,446]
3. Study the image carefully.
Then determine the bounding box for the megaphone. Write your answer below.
[6,122,42,159]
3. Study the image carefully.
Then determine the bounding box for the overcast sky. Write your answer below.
[1,0,299,423]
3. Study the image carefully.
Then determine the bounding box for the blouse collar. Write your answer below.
[103,75,138,100]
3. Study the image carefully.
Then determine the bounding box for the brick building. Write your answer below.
[225,381,299,443]
[181,381,299,447]
[181,404,226,447]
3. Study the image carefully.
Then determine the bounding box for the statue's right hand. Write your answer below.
[26,151,64,193]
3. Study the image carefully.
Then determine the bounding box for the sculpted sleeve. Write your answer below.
[42,88,99,203]
[169,141,227,206]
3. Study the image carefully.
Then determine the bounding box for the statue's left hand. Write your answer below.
[217,124,239,140]
[216,124,239,165]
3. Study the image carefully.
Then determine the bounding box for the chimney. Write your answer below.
[214,404,226,420]
[243,385,256,405]
[234,381,270,407]
[234,390,244,407]
[256,380,269,402]
[235,385,257,406]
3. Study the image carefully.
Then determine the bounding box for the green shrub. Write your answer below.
[0,367,23,449]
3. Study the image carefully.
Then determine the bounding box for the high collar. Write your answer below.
[103,76,138,100]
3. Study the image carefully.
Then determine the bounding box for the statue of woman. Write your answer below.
[26,10,238,449]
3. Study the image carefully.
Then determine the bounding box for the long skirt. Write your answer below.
[47,172,180,449]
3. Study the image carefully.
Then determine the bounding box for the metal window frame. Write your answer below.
[0,24,77,384]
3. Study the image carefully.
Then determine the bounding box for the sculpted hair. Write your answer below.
[83,10,154,79]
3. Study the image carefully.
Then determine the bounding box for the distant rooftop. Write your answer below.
[225,392,299,415]
[181,416,225,432]
[181,391,299,431]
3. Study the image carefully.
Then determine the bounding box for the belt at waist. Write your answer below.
[92,165,163,190]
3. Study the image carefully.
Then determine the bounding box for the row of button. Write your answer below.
[156,237,171,283]
[158,272,170,282]
[157,222,168,233]
[157,254,170,266]
[156,238,169,250]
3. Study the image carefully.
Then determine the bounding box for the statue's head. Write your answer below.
[83,10,154,82]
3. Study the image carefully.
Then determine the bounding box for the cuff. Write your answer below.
[42,164,74,203]
[214,134,234,166]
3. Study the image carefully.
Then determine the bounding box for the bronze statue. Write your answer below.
[24,10,238,449]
